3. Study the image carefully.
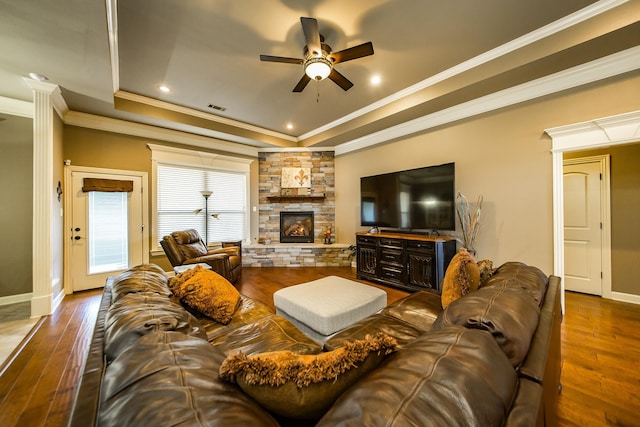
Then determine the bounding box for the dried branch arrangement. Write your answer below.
[455,192,483,256]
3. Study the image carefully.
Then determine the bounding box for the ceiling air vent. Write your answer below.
[208,104,227,112]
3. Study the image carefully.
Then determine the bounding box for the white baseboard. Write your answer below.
[611,291,640,305]
[52,289,65,313]
[0,292,32,307]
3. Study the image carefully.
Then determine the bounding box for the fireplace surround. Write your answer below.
[280,211,314,243]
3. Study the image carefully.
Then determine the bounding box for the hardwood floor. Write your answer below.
[0,267,639,426]
[557,291,640,426]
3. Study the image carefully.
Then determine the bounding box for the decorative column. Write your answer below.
[26,79,66,316]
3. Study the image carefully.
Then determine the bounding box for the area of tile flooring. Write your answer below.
[0,302,39,369]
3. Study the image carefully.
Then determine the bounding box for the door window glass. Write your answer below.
[88,191,128,274]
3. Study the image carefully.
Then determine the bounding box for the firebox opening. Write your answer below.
[280,211,314,243]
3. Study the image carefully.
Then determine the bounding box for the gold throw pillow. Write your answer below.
[170,265,240,324]
[219,333,398,420]
[441,248,481,308]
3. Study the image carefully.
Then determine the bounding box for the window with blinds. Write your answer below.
[157,164,247,244]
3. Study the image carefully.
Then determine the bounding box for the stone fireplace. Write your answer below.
[280,211,314,243]
[243,150,349,267]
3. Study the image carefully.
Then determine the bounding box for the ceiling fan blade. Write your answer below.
[293,74,312,92]
[300,17,321,56]
[329,41,374,64]
[260,55,303,64]
[329,69,354,91]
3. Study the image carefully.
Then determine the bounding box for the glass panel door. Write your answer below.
[88,192,129,274]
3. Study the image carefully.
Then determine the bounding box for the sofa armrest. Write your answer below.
[518,274,562,427]
[519,275,561,383]
[69,280,113,427]
[209,246,239,257]
[505,378,545,427]
[186,253,232,280]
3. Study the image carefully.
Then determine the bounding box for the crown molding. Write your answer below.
[115,91,297,143]
[546,110,640,152]
[300,0,630,141]
[335,46,640,156]
[258,146,335,153]
[147,143,253,168]
[105,0,628,148]
[64,110,260,158]
[0,96,33,118]
[23,78,69,119]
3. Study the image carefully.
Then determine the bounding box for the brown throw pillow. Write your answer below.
[441,248,480,308]
[170,265,240,324]
[219,333,398,420]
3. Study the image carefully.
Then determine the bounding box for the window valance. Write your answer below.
[82,178,134,193]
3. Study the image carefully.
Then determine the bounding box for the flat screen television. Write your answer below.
[360,162,455,231]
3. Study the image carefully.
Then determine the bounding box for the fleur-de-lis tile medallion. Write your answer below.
[281,167,311,188]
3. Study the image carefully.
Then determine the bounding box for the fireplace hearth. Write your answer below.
[280,211,314,243]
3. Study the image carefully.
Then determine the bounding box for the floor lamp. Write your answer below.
[200,190,212,245]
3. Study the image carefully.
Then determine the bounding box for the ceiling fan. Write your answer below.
[260,17,374,92]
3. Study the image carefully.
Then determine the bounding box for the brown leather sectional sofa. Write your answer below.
[70,262,561,426]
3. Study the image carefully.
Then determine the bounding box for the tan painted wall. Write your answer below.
[0,116,32,298]
[63,126,259,271]
[564,144,640,296]
[335,72,640,277]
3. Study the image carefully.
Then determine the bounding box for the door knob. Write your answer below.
[74,236,81,240]
[74,227,81,232]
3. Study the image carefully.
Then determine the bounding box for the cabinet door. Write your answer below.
[357,245,377,278]
[407,251,437,291]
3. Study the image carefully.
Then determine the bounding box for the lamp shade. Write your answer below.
[304,57,332,80]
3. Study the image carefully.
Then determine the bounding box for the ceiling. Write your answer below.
[1,0,639,152]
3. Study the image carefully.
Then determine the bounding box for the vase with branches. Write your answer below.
[455,192,483,256]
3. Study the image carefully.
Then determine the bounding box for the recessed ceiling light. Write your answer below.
[28,72,48,81]
[286,123,294,130]
[370,75,381,85]
[158,85,171,93]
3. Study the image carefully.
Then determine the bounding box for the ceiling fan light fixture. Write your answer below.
[304,56,332,81]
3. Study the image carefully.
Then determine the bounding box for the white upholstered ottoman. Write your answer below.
[273,276,387,344]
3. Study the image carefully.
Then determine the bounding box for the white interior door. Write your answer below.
[563,161,603,295]
[70,171,144,291]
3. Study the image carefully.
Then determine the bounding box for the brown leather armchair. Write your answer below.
[160,229,242,284]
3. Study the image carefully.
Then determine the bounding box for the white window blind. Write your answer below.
[157,164,246,244]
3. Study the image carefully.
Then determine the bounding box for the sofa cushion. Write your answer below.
[195,295,274,341]
[170,265,240,324]
[110,265,170,303]
[482,262,548,306]
[99,331,279,427]
[219,333,398,420]
[317,325,518,427]
[324,312,424,351]
[432,285,540,367]
[382,289,443,331]
[103,292,206,362]
[209,313,323,356]
[441,248,480,308]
